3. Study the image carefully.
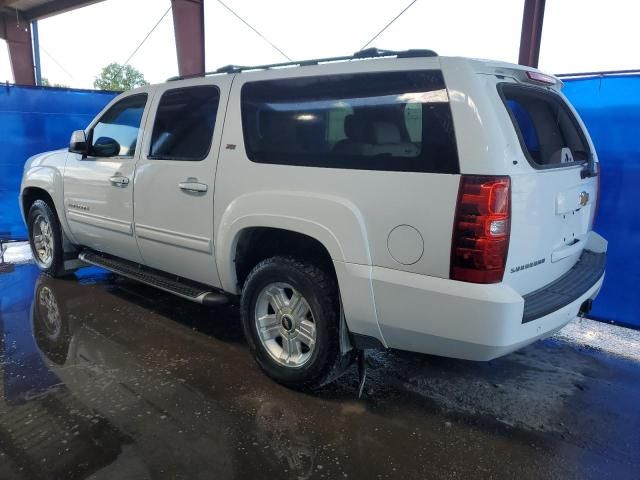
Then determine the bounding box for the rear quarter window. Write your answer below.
[149,85,220,161]
[500,84,590,168]
[240,70,459,174]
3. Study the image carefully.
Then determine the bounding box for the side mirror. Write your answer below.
[92,137,120,157]
[69,130,88,154]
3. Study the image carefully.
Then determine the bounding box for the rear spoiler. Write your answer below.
[471,60,564,89]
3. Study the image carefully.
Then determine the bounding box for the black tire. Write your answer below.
[241,256,344,389]
[27,199,65,277]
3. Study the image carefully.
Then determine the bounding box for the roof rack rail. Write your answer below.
[167,48,437,81]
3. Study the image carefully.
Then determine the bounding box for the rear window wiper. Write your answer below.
[580,152,597,179]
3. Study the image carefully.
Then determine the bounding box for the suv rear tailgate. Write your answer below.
[495,78,602,296]
[506,165,598,295]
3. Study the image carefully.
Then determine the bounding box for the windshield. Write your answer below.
[501,84,590,168]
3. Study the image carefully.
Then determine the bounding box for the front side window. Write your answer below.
[241,70,459,173]
[149,86,220,161]
[91,94,147,157]
[501,84,590,167]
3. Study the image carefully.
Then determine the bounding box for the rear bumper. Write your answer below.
[522,250,606,323]
[370,247,606,361]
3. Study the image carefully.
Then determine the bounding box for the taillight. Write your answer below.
[450,175,511,284]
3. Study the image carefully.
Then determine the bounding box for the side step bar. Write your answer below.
[78,250,229,306]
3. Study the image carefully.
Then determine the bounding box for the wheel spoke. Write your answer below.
[257,314,280,340]
[289,292,309,320]
[280,336,293,361]
[290,339,303,358]
[280,336,303,365]
[267,287,288,312]
[297,319,316,348]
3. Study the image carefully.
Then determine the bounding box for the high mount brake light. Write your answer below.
[526,71,557,85]
[450,175,511,284]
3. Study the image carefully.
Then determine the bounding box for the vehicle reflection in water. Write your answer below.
[1,264,638,479]
[3,271,327,479]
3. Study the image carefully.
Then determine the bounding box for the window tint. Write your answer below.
[149,86,220,161]
[241,71,459,173]
[502,85,590,167]
[91,94,147,157]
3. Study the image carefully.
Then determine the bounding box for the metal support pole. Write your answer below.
[31,20,42,86]
[518,0,546,68]
[1,13,36,85]
[171,0,205,78]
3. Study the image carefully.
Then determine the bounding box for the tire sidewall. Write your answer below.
[28,200,64,276]
[241,258,339,387]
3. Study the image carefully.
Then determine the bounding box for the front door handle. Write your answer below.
[179,181,208,193]
[109,175,129,187]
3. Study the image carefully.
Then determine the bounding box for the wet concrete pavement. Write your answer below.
[0,261,638,479]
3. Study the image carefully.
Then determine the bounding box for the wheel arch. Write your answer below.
[22,186,55,218]
[215,192,371,294]
[21,167,78,248]
[233,227,337,289]
[215,192,386,346]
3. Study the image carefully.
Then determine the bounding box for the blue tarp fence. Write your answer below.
[562,75,640,328]
[0,85,117,239]
[0,78,638,327]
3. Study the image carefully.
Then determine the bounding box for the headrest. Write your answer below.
[344,114,366,140]
[370,121,401,144]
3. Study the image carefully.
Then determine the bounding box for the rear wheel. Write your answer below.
[27,200,65,277]
[241,256,344,388]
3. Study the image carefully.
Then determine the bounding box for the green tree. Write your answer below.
[93,63,148,91]
[41,77,69,88]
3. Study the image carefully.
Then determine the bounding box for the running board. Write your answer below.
[78,250,229,306]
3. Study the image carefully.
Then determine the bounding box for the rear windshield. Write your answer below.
[501,84,590,168]
[241,70,459,173]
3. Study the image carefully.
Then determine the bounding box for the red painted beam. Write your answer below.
[171,0,205,77]
[1,14,35,85]
[518,0,546,68]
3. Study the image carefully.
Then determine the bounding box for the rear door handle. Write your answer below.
[179,181,208,193]
[109,175,129,187]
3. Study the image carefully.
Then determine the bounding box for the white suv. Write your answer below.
[20,49,607,388]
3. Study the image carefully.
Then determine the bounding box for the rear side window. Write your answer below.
[149,85,220,161]
[501,84,590,167]
[241,70,459,173]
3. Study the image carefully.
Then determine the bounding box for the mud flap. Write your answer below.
[357,349,367,399]
[319,300,356,387]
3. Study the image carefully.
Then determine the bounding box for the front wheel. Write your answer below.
[240,256,345,389]
[27,200,65,277]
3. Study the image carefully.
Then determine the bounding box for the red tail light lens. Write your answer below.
[525,71,557,85]
[450,175,511,283]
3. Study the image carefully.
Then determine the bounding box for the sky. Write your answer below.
[0,0,638,88]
